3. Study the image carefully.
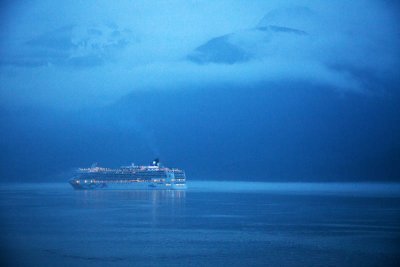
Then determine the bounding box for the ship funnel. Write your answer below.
[152,158,160,167]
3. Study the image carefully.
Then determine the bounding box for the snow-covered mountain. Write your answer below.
[188,7,314,65]
[186,5,398,93]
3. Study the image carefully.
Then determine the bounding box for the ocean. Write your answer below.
[0,181,399,266]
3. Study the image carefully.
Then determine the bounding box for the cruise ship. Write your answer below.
[69,159,187,190]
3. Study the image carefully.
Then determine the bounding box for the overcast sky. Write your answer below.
[0,0,399,108]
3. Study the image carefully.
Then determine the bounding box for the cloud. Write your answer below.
[0,1,399,109]
[187,4,399,91]
[1,23,136,68]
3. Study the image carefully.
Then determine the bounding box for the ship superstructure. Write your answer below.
[69,159,187,190]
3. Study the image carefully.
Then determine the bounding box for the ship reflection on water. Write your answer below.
[74,189,186,228]
[77,188,186,203]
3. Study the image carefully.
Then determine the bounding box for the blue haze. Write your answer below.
[1,1,400,266]
[0,1,399,182]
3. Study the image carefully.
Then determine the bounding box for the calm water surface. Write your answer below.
[0,182,399,266]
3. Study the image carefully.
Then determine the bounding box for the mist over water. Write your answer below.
[189,181,400,196]
[1,181,399,267]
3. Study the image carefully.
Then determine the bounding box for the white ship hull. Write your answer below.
[69,180,187,190]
